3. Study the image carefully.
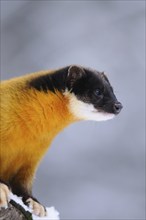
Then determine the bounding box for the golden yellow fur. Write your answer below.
[0,70,76,192]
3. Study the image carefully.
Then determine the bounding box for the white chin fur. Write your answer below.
[64,91,115,122]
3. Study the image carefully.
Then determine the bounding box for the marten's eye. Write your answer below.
[94,89,102,97]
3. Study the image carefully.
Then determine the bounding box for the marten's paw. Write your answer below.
[0,183,11,209]
[26,198,46,217]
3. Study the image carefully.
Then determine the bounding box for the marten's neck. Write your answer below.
[21,88,76,141]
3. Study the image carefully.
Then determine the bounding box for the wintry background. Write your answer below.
[1,1,145,219]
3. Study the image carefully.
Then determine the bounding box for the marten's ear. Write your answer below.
[67,65,86,89]
[101,71,110,84]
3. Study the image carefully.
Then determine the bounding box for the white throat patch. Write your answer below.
[64,91,115,121]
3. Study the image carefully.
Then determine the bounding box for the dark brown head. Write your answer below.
[65,65,123,121]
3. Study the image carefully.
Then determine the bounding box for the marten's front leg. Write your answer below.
[10,166,46,217]
[0,180,46,217]
[11,166,46,217]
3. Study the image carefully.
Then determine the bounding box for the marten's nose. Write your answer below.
[113,102,123,114]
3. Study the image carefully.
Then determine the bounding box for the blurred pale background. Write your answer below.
[1,1,145,219]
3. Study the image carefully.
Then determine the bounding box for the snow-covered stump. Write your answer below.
[0,193,60,220]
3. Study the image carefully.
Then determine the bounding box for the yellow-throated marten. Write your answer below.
[0,65,122,216]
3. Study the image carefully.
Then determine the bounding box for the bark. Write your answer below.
[0,200,32,220]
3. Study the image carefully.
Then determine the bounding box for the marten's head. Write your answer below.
[64,65,123,121]
[29,65,122,121]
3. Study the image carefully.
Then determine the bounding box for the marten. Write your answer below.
[0,65,122,217]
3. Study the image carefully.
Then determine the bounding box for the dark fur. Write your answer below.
[28,67,69,93]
